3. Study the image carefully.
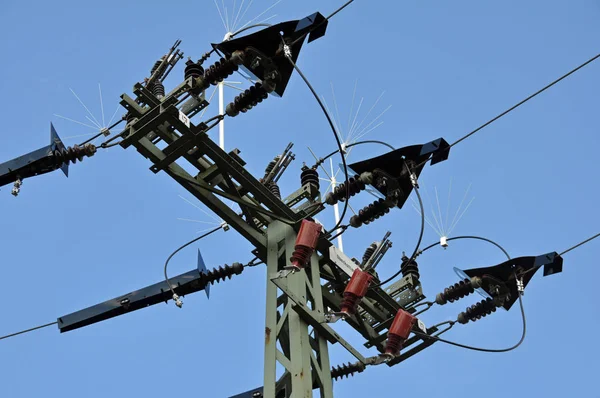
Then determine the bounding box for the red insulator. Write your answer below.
[289,220,322,270]
[340,269,373,315]
[385,309,417,357]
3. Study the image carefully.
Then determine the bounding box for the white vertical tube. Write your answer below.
[218,32,233,151]
[219,82,225,149]
[330,159,343,252]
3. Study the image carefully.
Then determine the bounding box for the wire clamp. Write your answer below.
[516,277,525,296]
[409,172,419,188]
[440,236,448,248]
[100,127,110,137]
[173,293,183,308]
[11,179,22,197]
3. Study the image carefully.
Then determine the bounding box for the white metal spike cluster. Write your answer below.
[410,178,475,247]
[177,195,229,233]
[308,82,391,252]
[213,0,282,150]
[54,84,120,142]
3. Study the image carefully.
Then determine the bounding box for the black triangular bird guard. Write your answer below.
[348,138,450,209]
[462,252,563,310]
[213,12,328,97]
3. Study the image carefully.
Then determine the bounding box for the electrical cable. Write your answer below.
[78,119,125,147]
[288,0,355,47]
[244,257,265,267]
[418,235,510,259]
[413,276,527,353]
[231,23,273,38]
[413,302,435,317]
[164,226,223,305]
[0,322,57,341]
[205,114,225,124]
[516,230,600,279]
[369,173,425,289]
[315,140,396,168]
[412,237,525,353]
[560,231,600,256]
[413,52,600,170]
[100,141,124,149]
[282,43,350,235]
[409,301,434,310]
[328,225,349,242]
[99,130,127,149]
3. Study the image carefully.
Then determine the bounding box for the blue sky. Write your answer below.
[0,0,599,397]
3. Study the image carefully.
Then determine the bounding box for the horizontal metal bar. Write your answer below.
[58,268,208,333]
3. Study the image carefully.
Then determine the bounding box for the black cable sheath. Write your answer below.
[0,322,57,341]
[419,235,510,259]
[78,118,124,146]
[414,237,528,353]
[231,23,273,38]
[289,0,355,47]
[164,226,223,300]
[560,231,600,256]
[282,44,349,234]
[414,52,600,170]
[413,283,527,353]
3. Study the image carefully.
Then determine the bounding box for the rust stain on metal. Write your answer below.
[265,327,272,344]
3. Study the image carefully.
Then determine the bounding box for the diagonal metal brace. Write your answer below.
[271,276,367,364]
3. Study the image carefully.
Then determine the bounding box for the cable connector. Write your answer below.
[365,354,391,366]
[173,293,183,308]
[516,276,525,296]
[409,172,419,188]
[283,44,292,59]
[11,179,22,197]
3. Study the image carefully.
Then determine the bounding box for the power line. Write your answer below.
[560,232,600,256]
[0,322,57,341]
[415,52,600,169]
[289,0,355,47]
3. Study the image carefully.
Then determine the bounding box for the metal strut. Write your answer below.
[264,222,334,398]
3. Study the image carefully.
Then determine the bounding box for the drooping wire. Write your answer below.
[0,322,57,342]
[414,52,600,170]
[413,275,527,354]
[418,235,510,259]
[164,226,223,303]
[369,168,425,289]
[282,41,349,235]
[412,236,527,353]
